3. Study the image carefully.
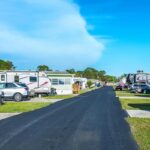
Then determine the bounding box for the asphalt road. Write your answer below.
[0,87,138,150]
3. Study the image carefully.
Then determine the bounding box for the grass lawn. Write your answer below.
[119,98,150,110]
[44,88,94,99]
[79,88,92,94]
[44,94,75,99]
[116,90,150,97]
[127,118,150,150]
[0,102,51,113]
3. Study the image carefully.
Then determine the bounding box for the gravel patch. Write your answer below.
[119,96,150,99]
[0,113,21,120]
[23,98,63,103]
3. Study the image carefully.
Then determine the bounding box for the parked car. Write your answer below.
[0,91,4,104]
[129,83,143,92]
[0,83,30,101]
[115,85,123,91]
[17,83,34,96]
[134,84,150,94]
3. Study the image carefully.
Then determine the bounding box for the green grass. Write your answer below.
[0,102,51,113]
[127,118,150,150]
[116,90,150,97]
[79,88,92,94]
[44,94,75,99]
[119,98,150,110]
[44,88,94,99]
[117,90,150,149]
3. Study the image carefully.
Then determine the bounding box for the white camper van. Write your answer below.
[0,71,51,95]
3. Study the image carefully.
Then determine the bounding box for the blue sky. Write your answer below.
[0,0,150,76]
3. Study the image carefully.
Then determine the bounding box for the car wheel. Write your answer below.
[14,93,22,102]
[0,98,4,105]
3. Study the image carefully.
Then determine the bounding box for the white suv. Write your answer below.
[0,83,29,101]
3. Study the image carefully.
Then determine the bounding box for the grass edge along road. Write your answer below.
[127,118,150,150]
[116,90,150,97]
[0,102,52,113]
[0,88,96,113]
[116,90,150,150]
[44,88,96,99]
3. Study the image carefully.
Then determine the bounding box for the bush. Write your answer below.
[87,80,93,88]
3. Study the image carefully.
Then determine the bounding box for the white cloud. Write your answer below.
[0,0,104,70]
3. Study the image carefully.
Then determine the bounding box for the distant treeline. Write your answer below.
[66,68,117,82]
[0,59,117,82]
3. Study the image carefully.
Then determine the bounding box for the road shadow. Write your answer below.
[115,96,129,117]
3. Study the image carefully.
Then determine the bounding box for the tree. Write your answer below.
[0,59,15,70]
[76,71,83,77]
[83,67,98,79]
[37,65,52,71]
[98,70,106,81]
[105,75,117,82]
[87,80,93,88]
[66,69,76,74]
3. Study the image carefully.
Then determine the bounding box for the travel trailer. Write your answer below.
[0,71,51,95]
[46,71,74,95]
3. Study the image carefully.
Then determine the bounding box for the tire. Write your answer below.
[13,93,22,102]
[0,98,4,105]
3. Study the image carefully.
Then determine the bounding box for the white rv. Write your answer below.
[0,71,51,95]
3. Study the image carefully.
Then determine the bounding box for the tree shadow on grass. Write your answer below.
[128,103,150,111]
[135,94,150,97]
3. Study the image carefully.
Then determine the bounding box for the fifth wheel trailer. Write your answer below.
[126,73,150,84]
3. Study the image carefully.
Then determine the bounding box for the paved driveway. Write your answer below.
[0,87,138,150]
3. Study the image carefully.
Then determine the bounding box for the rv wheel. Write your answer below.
[14,93,22,102]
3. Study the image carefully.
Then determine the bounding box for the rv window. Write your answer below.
[65,79,71,85]
[1,75,5,81]
[0,83,5,89]
[52,79,58,85]
[14,75,19,82]
[59,79,65,85]
[30,77,37,82]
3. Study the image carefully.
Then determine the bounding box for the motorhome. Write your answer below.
[46,71,74,95]
[0,71,51,95]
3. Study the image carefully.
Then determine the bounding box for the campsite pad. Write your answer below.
[0,113,21,120]
[126,110,150,118]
